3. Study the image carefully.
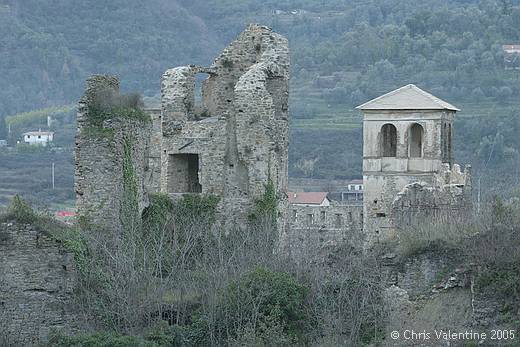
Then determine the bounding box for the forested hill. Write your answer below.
[2,0,520,116]
[1,0,520,198]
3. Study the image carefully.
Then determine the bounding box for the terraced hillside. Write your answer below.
[0,150,74,209]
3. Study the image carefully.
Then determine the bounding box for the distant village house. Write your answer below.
[288,191,330,206]
[503,44,520,69]
[22,130,54,146]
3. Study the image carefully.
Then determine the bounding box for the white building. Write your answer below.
[22,130,54,146]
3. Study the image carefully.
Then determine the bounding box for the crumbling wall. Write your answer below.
[283,203,363,261]
[382,251,510,346]
[75,75,151,231]
[147,108,162,192]
[156,24,289,227]
[0,221,79,345]
[391,164,472,229]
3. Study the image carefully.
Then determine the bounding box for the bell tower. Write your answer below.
[357,84,459,244]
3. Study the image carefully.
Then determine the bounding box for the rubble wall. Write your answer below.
[75,75,151,231]
[0,222,79,345]
[283,203,363,260]
[158,24,289,227]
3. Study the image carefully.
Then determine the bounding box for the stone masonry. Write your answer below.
[357,84,472,245]
[147,24,290,227]
[0,221,78,346]
[75,75,151,231]
[284,201,364,261]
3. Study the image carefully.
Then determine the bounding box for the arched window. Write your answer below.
[408,123,424,158]
[381,124,397,157]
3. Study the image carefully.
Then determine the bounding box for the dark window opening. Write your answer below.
[167,154,201,193]
[381,123,397,157]
[376,212,386,218]
[409,123,424,158]
[320,210,326,222]
[306,214,313,225]
[335,214,343,227]
[292,209,297,222]
[194,73,211,118]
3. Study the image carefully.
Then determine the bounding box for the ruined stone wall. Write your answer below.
[75,75,151,231]
[391,165,472,229]
[283,203,363,261]
[147,108,162,193]
[156,24,289,227]
[0,221,78,345]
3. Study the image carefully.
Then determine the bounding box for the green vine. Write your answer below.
[87,105,149,128]
[249,179,278,225]
[120,136,140,234]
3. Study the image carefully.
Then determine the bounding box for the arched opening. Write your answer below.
[381,124,397,157]
[408,123,424,158]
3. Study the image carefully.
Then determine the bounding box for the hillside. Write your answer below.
[1,0,520,206]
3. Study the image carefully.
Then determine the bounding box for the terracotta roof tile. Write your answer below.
[288,191,328,204]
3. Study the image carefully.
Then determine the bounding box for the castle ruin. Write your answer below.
[75,24,289,229]
[0,23,482,345]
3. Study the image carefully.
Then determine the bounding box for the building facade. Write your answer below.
[357,84,471,244]
[22,130,54,146]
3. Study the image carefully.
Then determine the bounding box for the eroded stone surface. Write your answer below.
[148,24,289,227]
[0,222,79,346]
[75,75,151,232]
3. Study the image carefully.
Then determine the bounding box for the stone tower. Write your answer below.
[75,75,151,231]
[357,84,467,244]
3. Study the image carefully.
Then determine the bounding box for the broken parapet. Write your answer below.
[153,24,289,227]
[435,163,472,189]
[75,75,151,232]
[391,179,473,229]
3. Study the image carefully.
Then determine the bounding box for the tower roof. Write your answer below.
[356,84,460,111]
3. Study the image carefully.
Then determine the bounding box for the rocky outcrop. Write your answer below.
[383,251,513,346]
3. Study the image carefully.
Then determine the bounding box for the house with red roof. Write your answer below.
[287,192,330,207]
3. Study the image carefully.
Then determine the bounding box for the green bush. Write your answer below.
[87,89,149,127]
[176,194,219,219]
[5,195,37,223]
[219,266,308,343]
[249,180,277,222]
[476,266,520,318]
[397,221,473,257]
[142,193,174,222]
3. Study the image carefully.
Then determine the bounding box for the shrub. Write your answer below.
[397,221,474,257]
[142,193,174,227]
[87,89,149,127]
[5,195,36,223]
[219,266,307,343]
